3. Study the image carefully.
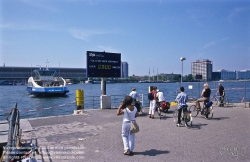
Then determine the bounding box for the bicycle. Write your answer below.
[212,95,229,107]
[156,101,170,119]
[135,100,144,114]
[173,105,193,128]
[189,101,213,120]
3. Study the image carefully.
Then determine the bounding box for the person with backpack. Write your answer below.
[148,86,157,119]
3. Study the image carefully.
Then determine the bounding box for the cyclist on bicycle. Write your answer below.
[175,87,188,126]
[195,83,211,113]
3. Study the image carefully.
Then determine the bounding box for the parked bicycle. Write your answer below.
[156,101,170,119]
[189,101,214,120]
[211,94,229,107]
[173,105,193,128]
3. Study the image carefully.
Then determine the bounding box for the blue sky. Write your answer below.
[0,0,250,76]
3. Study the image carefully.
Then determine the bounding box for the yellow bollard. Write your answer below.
[170,101,177,106]
[76,90,84,110]
[148,86,154,93]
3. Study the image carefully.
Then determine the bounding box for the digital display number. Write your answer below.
[98,65,111,70]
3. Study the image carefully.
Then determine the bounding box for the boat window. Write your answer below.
[39,71,56,76]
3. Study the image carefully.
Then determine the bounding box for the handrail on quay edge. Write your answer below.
[83,94,145,109]
[2,104,39,162]
[4,103,21,162]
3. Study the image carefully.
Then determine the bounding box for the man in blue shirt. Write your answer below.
[175,87,188,126]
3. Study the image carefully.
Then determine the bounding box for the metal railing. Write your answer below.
[5,103,21,162]
[83,94,146,109]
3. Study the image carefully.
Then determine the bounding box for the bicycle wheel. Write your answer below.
[189,105,199,117]
[157,107,162,119]
[140,106,144,113]
[205,106,213,119]
[223,98,229,106]
[173,109,178,124]
[163,108,169,113]
[213,97,219,106]
[184,111,192,128]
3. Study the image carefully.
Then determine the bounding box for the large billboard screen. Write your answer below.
[86,51,121,78]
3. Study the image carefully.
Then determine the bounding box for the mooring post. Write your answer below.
[101,77,106,95]
[76,90,84,110]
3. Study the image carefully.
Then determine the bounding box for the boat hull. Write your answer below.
[26,86,69,97]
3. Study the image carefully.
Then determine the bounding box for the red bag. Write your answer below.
[161,101,170,110]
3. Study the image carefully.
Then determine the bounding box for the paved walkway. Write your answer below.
[4,104,250,162]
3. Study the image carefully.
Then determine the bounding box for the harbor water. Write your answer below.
[0,81,249,120]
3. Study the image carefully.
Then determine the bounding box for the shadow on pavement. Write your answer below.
[211,117,230,120]
[134,149,169,156]
[139,113,148,117]
[168,110,174,114]
[190,123,208,130]
[155,115,171,120]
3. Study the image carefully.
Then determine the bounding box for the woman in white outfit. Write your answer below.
[117,95,139,155]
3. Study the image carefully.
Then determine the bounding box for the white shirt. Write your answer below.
[156,91,165,102]
[122,107,137,122]
[129,91,139,100]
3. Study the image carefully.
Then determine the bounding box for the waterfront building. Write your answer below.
[121,62,129,78]
[236,70,250,80]
[212,72,221,81]
[191,59,213,81]
[0,66,86,84]
[219,69,236,80]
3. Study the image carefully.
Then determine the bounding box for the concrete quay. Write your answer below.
[2,103,250,162]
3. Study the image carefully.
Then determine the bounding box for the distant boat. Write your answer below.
[26,67,69,97]
[85,78,93,84]
[138,80,150,83]
[92,81,101,84]
[85,80,92,84]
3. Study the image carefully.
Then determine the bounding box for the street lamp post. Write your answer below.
[180,57,186,86]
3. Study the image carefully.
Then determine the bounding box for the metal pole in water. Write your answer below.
[101,77,106,95]
[244,81,246,108]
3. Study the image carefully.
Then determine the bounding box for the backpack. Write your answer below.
[205,101,213,108]
[148,92,154,100]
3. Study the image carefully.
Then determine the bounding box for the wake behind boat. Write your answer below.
[26,67,69,97]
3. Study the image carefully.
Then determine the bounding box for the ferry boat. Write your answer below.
[26,67,69,97]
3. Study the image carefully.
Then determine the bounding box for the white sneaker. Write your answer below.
[176,123,183,127]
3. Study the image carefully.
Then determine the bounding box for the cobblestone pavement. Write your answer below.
[21,105,250,162]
